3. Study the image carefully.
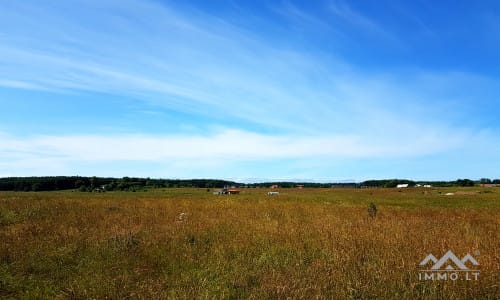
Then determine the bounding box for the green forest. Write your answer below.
[0,176,498,192]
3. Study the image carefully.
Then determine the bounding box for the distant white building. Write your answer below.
[416,184,432,188]
[396,184,409,188]
[267,191,279,195]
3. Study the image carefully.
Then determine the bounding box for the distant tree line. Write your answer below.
[359,178,500,188]
[0,177,498,192]
[0,177,238,192]
[245,182,358,188]
[360,179,414,188]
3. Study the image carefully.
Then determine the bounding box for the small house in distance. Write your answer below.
[416,184,432,188]
[270,184,279,189]
[396,184,409,188]
[296,184,304,189]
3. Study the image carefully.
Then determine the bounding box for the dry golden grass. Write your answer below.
[0,188,499,299]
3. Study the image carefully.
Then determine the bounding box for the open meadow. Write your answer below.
[0,187,499,299]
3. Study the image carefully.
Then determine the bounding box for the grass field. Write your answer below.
[0,187,499,299]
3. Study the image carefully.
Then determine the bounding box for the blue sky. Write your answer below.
[0,0,499,182]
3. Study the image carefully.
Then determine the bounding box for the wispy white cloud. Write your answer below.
[0,0,491,136]
[327,0,399,44]
[2,128,497,180]
[1,0,343,131]
[0,129,467,162]
[274,1,334,30]
[0,79,55,92]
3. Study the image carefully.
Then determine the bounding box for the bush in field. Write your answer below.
[368,202,377,218]
[78,185,89,192]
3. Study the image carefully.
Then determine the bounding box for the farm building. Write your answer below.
[396,184,409,188]
[296,184,304,189]
[267,191,279,195]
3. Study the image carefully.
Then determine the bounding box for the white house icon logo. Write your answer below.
[418,250,480,281]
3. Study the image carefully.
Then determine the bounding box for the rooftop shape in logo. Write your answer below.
[431,250,468,270]
[461,253,479,266]
[420,250,479,270]
[419,254,437,266]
